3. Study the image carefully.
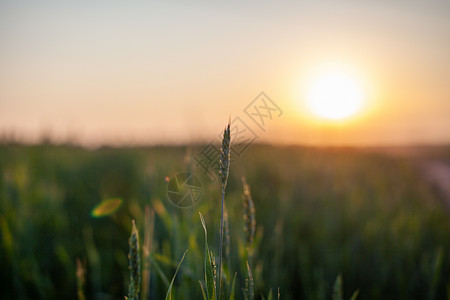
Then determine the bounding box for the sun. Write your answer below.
[306,68,365,120]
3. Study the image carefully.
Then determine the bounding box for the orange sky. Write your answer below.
[1,1,449,146]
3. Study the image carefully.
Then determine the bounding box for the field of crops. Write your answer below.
[1,144,449,299]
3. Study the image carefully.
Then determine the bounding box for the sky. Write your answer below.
[1,0,449,146]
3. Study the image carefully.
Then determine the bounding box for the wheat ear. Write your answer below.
[218,120,231,299]
[127,220,141,300]
[242,176,256,267]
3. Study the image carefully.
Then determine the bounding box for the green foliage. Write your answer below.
[1,144,450,299]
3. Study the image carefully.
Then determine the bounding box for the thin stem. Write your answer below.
[218,188,225,300]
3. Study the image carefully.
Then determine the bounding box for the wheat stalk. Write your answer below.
[218,120,231,299]
[242,176,256,300]
[242,176,256,267]
[76,258,86,300]
[223,204,231,283]
[127,220,141,300]
[245,261,254,300]
[142,206,155,300]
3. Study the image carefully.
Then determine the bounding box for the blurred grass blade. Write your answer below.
[267,288,273,300]
[229,272,237,300]
[165,249,188,300]
[76,258,86,300]
[82,226,101,293]
[142,206,155,300]
[199,281,208,300]
[428,247,443,300]
[349,289,359,300]
[199,212,216,300]
[149,254,170,287]
[0,216,13,259]
[333,274,343,300]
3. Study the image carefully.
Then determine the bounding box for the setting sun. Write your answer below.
[306,68,365,120]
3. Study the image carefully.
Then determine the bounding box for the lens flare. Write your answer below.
[91,198,123,218]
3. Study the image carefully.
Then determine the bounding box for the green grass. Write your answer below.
[0,144,449,299]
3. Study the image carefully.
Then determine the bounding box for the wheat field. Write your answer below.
[0,143,449,299]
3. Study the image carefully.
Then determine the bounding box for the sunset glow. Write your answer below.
[306,69,365,120]
[0,1,449,146]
